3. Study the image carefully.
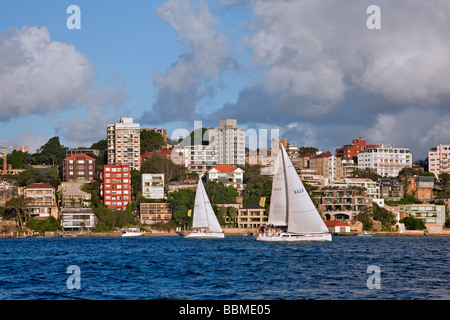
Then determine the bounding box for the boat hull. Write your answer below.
[185,231,224,239]
[121,232,143,237]
[256,232,332,242]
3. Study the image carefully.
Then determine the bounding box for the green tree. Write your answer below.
[351,168,381,181]
[11,150,23,169]
[90,139,107,150]
[242,177,272,207]
[27,217,61,233]
[356,207,373,231]
[372,203,396,230]
[141,153,184,182]
[205,180,238,206]
[217,206,227,226]
[16,167,46,186]
[299,146,319,155]
[40,137,66,166]
[140,130,165,154]
[4,196,28,230]
[167,188,195,228]
[401,216,426,230]
[438,172,450,190]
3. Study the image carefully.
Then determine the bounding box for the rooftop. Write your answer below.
[208,164,241,173]
[65,152,95,161]
[325,220,350,227]
[25,183,55,190]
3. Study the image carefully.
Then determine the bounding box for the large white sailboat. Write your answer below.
[185,179,225,239]
[256,144,332,242]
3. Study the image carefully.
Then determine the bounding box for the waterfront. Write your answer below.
[0,236,449,300]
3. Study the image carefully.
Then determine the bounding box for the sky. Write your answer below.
[1,0,450,160]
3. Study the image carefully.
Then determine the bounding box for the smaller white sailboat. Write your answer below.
[185,179,224,239]
[256,144,331,242]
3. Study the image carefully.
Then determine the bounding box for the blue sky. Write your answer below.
[1,0,450,160]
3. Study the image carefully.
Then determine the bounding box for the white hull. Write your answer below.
[256,232,332,242]
[122,232,143,237]
[185,231,224,239]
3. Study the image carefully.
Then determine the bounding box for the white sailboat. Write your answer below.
[256,144,332,242]
[185,179,225,239]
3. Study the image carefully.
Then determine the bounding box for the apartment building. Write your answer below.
[309,153,343,182]
[312,188,373,222]
[357,145,412,177]
[236,204,268,229]
[61,186,91,208]
[100,163,131,211]
[61,153,95,182]
[60,208,97,231]
[22,183,58,219]
[335,137,380,163]
[428,144,450,178]
[280,139,300,170]
[139,202,172,224]
[214,119,245,166]
[342,178,380,199]
[398,204,446,231]
[379,178,404,201]
[141,173,165,199]
[66,148,105,158]
[405,176,434,201]
[177,144,218,174]
[107,117,141,171]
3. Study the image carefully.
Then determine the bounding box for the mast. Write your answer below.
[200,180,210,229]
[281,144,290,228]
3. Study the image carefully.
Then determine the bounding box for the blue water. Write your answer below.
[0,236,448,300]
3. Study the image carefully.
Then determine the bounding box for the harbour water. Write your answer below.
[0,236,449,300]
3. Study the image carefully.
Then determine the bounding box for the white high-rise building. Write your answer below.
[107,117,141,171]
[428,144,450,178]
[357,145,412,177]
[214,119,245,166]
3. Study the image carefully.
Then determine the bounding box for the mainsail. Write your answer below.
[268,150,288,227]
[192,179,223,233]
[269,145,329,234]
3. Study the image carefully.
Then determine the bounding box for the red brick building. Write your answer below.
[335,137,380,163]
[62,153,96,182]
[100,163,131,211]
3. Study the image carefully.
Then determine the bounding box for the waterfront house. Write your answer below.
[139,202,172,225]
[236,204,268,229]
[22,183,58,219]
[206,164,244,191]
[325,220,351,233]
[60,208,97,231]
[397,204,445,232]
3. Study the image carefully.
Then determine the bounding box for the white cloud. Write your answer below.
[11,131,48,154]
[364,109,450,159]
[0,26,94,119]
[142,0,236,123]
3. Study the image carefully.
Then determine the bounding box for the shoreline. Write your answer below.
[1,229,450,238]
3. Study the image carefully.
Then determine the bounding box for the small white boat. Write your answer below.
[358,232,373,237]
[121,228,143,237]
[185,179,224,239]
[256,143,332,242]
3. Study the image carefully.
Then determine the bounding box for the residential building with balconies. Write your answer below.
[428,144,450,178]
[141,173,165,199]
[62,153,95,182]
[100,163,131,211]
[357,145,412,177]
[22,183,58,219]
[107,117,141,171]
